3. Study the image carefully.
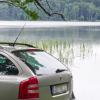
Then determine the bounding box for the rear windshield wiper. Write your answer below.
[56,69,67,73]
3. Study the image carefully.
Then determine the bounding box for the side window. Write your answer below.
[0,54,19,75]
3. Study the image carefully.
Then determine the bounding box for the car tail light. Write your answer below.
[18,77,39,99]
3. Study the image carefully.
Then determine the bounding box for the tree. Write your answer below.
[0,0,65,20]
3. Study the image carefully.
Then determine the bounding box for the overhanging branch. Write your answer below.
[34,0,65,20]
[45,0,52,10]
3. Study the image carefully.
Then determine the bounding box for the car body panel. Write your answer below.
[38,72,72,100]
[0,44,73,100]
[0,76,19,100]
[38,72,72,86]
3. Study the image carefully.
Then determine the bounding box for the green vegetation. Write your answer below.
[7,0,39,20]
[0,0,100,21]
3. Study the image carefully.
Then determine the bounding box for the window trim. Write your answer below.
[0,51,22,76]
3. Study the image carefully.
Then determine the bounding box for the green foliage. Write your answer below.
[23,8,38,20]
[8,0,38,20]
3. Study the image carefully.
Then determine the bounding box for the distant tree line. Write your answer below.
[64,0,100,21]
[0,0,100,21]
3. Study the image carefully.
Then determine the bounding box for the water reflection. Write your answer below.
[0,26,100,43]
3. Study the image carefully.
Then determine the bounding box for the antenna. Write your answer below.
[13,23,26,46]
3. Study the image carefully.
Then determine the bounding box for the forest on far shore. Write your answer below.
[0,0,100,21]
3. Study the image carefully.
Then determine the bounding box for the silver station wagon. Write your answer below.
[0,42,73,100]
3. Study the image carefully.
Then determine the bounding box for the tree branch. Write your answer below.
[0,1,20,8]
[34,0,65,20]
[45,0,52,10]
[50,12,66,20]
[34,1,41,11]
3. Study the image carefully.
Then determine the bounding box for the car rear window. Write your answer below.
[13,50,67,75]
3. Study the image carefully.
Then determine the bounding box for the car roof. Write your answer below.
[0,42,42,52]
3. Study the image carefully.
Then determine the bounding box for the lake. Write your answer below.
[0,26,100,100]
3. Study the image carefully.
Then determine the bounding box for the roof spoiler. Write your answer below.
[0,42,36,48]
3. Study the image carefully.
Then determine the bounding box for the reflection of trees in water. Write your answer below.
[33,40,92,67]
[14,51,44,74]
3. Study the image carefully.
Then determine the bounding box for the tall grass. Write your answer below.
[30,40,92,67]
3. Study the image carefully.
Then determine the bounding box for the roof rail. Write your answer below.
[0,42,36,48]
